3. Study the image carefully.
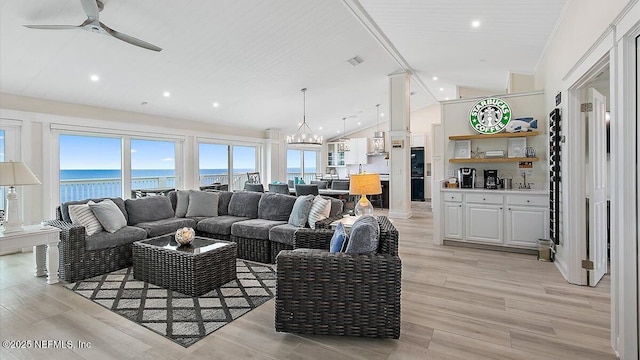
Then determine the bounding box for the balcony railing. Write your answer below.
[60,174,250,203]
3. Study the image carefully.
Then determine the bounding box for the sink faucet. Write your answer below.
[519,171,532,189]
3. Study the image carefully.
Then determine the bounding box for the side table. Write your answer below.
[0,225,61,284]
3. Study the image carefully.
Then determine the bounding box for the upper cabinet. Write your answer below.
[327,142,345,167]
[410,134,426,148]
[345,138,368,165]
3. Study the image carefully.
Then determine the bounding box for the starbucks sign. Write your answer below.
[469,97,512,134]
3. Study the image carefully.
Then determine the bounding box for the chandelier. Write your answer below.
[287,88,323,146]
[337,117,351,152]
[372,104,385,153]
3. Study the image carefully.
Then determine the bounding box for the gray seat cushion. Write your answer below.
[231,219,287,240]
[258,193,297,221]
[61,197,127,223]
[325,196,344,217]
[269,224,300,246]
[85,226,148,251]
[228,191,262,218]
[125,196,175,225]
[197,215,250,236]
[134,218,197,238]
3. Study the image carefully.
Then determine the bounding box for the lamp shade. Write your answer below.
[349,173,382,196]
[0,161,41,186]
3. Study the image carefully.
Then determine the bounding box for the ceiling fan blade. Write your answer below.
[100,22,162,52]
[23,24,80,30]
[80,0,99,21]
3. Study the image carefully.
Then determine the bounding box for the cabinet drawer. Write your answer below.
[466,193,503,204]
[443,193,463,202]
[507,195,548,207]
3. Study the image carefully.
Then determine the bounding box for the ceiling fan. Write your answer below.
[23,0,162,52]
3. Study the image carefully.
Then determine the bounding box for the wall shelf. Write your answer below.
[449,131,540,140]
[449,157,539,163]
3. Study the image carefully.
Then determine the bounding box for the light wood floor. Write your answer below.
[0,207,616,360]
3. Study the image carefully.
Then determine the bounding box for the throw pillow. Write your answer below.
[68,204,104,236]
[88,199,127,233]
[186,191,219,217]
[329,222,349,253]
[288,194,315,227]
[344,215,380,254]
[175,190,191,217]
[307,195,331,229]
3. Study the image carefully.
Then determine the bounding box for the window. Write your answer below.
[131,139,176,192]
[199,143,259,191]
[287,149,320,183]
[59,135,122,202]
[233,146,257,190]
[199,144,229,187]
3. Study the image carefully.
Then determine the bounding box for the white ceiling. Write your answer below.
[0,0,567,138]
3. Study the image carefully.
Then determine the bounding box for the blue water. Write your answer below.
[60,168,315,180]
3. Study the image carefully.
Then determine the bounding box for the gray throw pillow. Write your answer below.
[288,195,315,227]
[344,215,380,254]
[88,199,127,233]
[186,191,219,217]
[125,196,174,225]
[175,190,191,217]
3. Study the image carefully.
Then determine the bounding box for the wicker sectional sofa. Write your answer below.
[50,190,344,282]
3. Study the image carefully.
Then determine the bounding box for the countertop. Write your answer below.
[440,188,548,195]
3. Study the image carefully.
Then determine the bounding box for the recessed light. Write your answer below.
[432,76,438,81]
[357,122,361,125]
[381,113,384,117]
[163,91,171,97]
[445,97,450,100]
[439,88,444,91]
[298,122,302,126]
[471,20,481,28]
[212,102,219,108]
[319,126,323,130]
[90,74,99,82]
[337,130,341,133]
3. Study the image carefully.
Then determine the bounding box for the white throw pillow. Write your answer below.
[68,204,104,236]
[307,195,332,229]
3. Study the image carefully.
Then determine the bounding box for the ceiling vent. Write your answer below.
[346,56,364,66]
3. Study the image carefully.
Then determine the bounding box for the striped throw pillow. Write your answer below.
[307,195,331,229]
[68,204,104,236]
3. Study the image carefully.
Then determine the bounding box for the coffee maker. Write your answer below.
[484,170,499,189]
[458,168,476,188]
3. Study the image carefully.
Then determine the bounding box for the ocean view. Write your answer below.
[58,168,316,203]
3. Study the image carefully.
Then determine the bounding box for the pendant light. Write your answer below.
[287,88,323,146]
[337,117,351,152]
[372,104,386,154]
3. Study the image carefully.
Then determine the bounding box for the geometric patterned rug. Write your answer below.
[65,260,275,347]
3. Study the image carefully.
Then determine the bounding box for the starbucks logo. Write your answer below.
[469,97,512,134]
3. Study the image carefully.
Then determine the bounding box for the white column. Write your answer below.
[265,129,286,185]
[388,71,412,219]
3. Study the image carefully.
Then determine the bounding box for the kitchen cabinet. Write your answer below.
[439,189,548,249]
[345,138,368,165]
[327,142,345,167]
[505,195,549,247]
[443,192,463,239]
[411,134,426,148]
[466,204,503,244]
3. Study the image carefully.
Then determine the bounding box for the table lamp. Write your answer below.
[0,161,41,233]
[349,173,382,217]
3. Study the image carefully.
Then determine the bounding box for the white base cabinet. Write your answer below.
[440,190,549,249]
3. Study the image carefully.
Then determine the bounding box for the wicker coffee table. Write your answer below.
[132,234,237,297]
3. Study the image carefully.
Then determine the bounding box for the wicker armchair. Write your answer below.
[48,207,134,282]
[275,216,401,339]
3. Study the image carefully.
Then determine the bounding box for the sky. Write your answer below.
[59,134,258,170]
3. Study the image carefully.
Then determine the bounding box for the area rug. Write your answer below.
[65,260,275,347]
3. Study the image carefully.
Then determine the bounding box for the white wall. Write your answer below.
[534,0,639,358]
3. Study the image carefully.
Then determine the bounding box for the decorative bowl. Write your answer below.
[175,227,195,245]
